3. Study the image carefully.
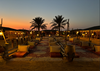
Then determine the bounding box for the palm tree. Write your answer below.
[30,17,47,36]
[50,15,67,36]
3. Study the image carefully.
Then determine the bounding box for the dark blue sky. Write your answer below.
[0,0,99,30]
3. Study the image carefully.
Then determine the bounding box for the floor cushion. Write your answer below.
[12,51,27,57]
[50,52,62,57]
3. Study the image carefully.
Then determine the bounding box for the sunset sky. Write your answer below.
[0,0,99,31]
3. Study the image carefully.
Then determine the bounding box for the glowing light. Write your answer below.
[37,34,39,36]
[76,31,79,34]
[21,32,23,34]
[68,31,70,33]
[18,33,20,34]
[15,32,16,34]
[92,33,94,35]
[49,34,51,37]
[0,32,3,35]
[85,32,87,34]
[23,32,25,34]
[63,32,65,34]
[30,31,32,34]
[56,34,59,36]
[56,31,59,33]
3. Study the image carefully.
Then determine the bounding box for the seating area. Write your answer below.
[69,37,100,56]
[49,36,80,61]
[0,31,100,62]
[11,37,42,58]
[0,35,43,59]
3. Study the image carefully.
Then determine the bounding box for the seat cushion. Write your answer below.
[81,41,89,46]
[36,38,41,41]
[49,42,57,46]
[94,45,100,52]
[69,38,74,42]
[17,45,30,53]
[50,46,61,52]
[64,45,75,54]
[28,41,35,46]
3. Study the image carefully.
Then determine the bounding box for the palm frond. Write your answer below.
[60,26,65,29]
[61,23,67,25]
[50,23,57,28]
[41,24,47,30]
[50,22,55,24]
[30,23,37,28]
[31,26,38,30]
[51,26,59,30]
[61,19,67,23]
[30,17,45,32]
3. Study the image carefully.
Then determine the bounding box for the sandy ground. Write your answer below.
[0,61,100,71]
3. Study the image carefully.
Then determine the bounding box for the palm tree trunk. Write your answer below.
[38,27,40,37]
[59,27,60,36]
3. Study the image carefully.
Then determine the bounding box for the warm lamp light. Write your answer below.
[56,31,59,33]
[82,33,84,35]
[92,33,94,35]
[30,31,32,34]
[85,32,87,34]
[63,32,65,34]
[67,34,69,37]
[18,33,20,34]
[15,32,16,34]
[0,32,3,35]
[0,31,8,44]
[68,31,70,33]
[49,34,51,37]
[76,31,79,34]
[21,32,23,34]
[56,34,59,36]
[37,34,39,36]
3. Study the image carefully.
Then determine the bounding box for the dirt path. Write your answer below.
[0,61,100,71]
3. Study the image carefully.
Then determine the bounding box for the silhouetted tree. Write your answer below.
[30,17,47,36]
[50,15,67,36]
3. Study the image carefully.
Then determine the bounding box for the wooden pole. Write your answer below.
[89,30,91,46]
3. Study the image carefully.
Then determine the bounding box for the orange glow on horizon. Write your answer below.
[1,18,74,30]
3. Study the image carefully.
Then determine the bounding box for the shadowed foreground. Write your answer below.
[0,61,100,71]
